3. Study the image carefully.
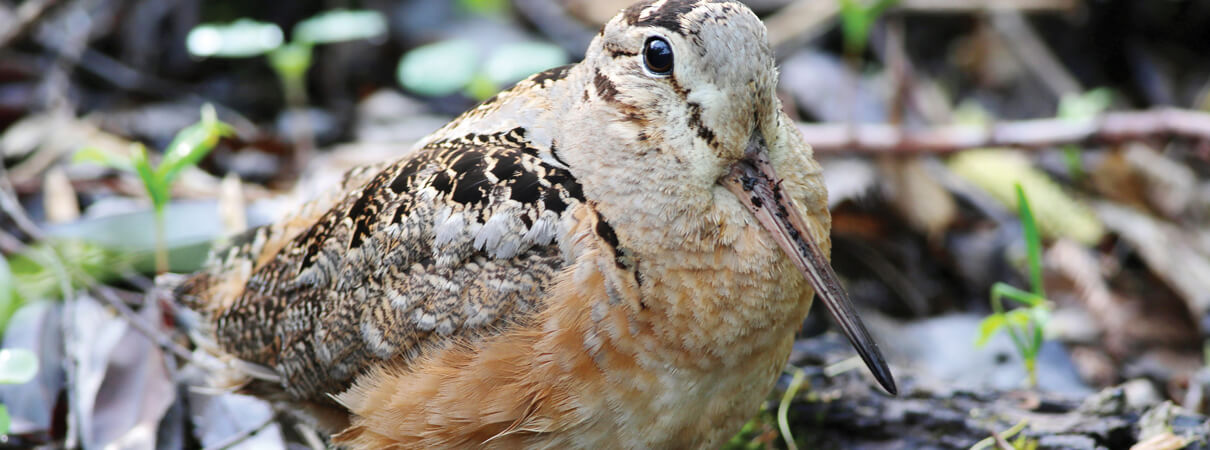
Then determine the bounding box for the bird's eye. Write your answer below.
[643,37,674,75]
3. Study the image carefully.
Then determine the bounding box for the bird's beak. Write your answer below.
[721,133,897,396]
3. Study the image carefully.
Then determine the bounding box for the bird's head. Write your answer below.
[555,0,896,395]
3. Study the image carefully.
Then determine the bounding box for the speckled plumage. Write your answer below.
[171,1,894,448]
[177,126,586,409]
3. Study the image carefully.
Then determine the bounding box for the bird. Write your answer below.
[169,0,896,447]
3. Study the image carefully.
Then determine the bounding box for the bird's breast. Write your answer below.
[548,217,814,447]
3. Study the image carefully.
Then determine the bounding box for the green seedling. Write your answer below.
[0,348,38,435]
[397,39,567,100]
[976,183,1052,388]
[970,420,1035,450]
[0,240,130,334]
[0,256,13,334]
[75,105,233,273]
[457,0,510,16]
[394,1,566,99]
[187,10,387,153]
[1056,88,1112,180]
[188,10,387,103]
[188,10,387,106]
[838,0,899,60]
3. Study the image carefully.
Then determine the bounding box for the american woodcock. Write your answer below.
[170,0,896,447]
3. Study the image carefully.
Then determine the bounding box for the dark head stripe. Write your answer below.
[593,69,620,103]
[622,0,730,35]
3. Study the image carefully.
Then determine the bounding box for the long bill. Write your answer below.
[721,136,898,396]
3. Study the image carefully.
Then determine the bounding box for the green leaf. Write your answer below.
[0,349,38,384]
[7,240,130,302]
[948,150,1103,244]
[1029,320,1044,359]
[0,256,18,334]
[397,39,480,96]
[463,73,499,101]
[975,314,1005,348]
[838,0,899,57]
[72,147,132,171]
[186,19,284,58]
[266,42,314,83]
[293,9,387,44]
[1058,88,1112,120]
[1015,184,1045,297]
[1055,89,1109,180]
[838,0,868,56]
[0,404,8,436]
[0,256,18,335]
[1029,306,1050,354]
[458,0,509,16]
[992,282,1044,308]
[1061,146,1084,180]
[482,42,568,86]
[130,144,167,211]
[1004,309,1033,328]
[157,104,232,186]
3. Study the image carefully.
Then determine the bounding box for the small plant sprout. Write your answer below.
[74,104,233,274]
[838,0,900,60]
[1056,88,1112,180]
[187,10,387,156]
[397,39,567,100]
[0,255,14,333]
[976,183,1053,388]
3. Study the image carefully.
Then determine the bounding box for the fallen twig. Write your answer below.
[898,0,1077,12]
[798,108,1210,154]
[768,0,1076,51]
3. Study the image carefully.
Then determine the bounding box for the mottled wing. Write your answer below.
[176,127,586,404]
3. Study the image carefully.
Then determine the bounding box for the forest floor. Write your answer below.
[2,0,1210,448]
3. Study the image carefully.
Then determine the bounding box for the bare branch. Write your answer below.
[898,0,1078,12]
[798,108,1210,155]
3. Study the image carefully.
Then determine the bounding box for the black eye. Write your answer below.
[643,37,674,75]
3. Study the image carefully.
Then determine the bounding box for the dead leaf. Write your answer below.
[1096,202,1210,330]
[879,156,956,241]
[949,149,1104,245]
[66,295,176,449]
[42,167,79,223]
[1123,143,1196,219]
[219,173,247,237]
[1130,432,1188,450]
[820,157,877,208]
[1,111,132,185]
[185,385,286,450]
[1090,149,1150,211]
[0,301,64,435]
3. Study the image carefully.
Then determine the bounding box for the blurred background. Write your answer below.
[2,0,1210,448]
